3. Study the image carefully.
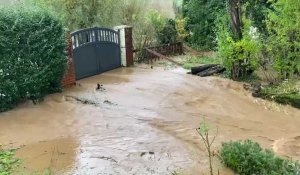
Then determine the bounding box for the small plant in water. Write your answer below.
[196,121,218,175]
[171,170,180,175]
[0,145,19,175]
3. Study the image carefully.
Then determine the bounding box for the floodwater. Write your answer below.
[1,64,300,175]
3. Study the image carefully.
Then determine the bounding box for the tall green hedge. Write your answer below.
[0,7,67,112]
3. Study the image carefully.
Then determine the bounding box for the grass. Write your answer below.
[182,55,222,70]
[259,80,300,109]
[0,145,19,175]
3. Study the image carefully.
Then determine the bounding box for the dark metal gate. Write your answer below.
[71,27,121,80]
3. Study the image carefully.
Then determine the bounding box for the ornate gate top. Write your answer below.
[71,27,120,50]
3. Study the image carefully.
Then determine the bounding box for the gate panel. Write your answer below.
[97,43,121,73]
[71,27,121,80]
[95,27,121,73]
[73,44,99,80]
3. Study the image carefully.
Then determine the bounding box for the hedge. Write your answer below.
[0,7,67,112]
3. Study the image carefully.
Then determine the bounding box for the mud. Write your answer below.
[1,65,300,174]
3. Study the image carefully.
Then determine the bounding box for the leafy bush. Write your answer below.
[0,7,66,112]
[0,146,19,175]
[221,140,300,175]
[147,10,178,45]
[26,0,122,31]
[157,19,177,44]
[266,0,300,80]
[217,14,261,80]
[175,17,189,42]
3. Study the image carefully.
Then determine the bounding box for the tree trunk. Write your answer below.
[229,0,242,40]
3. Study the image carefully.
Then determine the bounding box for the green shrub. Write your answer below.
[266,0,300,80]
[0,7,67,112]
[217,15,261,80]
[220,140,300,175]
[175,17,189,42]
[147,10,178,45]
[157,19,177,44]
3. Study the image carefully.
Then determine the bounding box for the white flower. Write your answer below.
[249,26,259,39]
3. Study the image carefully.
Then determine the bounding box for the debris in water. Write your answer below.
[65,95,98,106]
[140,152,146,157]
[91,156,118,163]
[96,83,106,91]
[96,83,101,90]
[243,82,262,97]
[76,82,82,87]
[103,100,117,106]
[140,151,155,157]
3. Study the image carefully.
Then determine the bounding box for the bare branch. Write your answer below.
[209,128,219,147]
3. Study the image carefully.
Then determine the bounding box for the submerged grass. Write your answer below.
[0,145,19,175]
[260,80,300,109]
[182,55,222,70]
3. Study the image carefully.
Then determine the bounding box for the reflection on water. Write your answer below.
[1,66,300,174]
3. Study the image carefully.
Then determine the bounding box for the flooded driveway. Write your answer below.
[1,65,300,174]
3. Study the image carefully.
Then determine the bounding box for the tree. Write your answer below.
[26,0,121,31]
[229,0,242,40]
[216,0,261,79]
[243,0,272,35]
[183,0,225,50]
[266,0,300,79]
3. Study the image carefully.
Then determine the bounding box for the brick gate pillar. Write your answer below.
[114,25,134,67]
[61,33,76,87]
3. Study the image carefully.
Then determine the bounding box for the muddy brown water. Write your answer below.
[1,65,300,175]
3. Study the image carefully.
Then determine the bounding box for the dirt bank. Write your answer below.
[0,65,300,174]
